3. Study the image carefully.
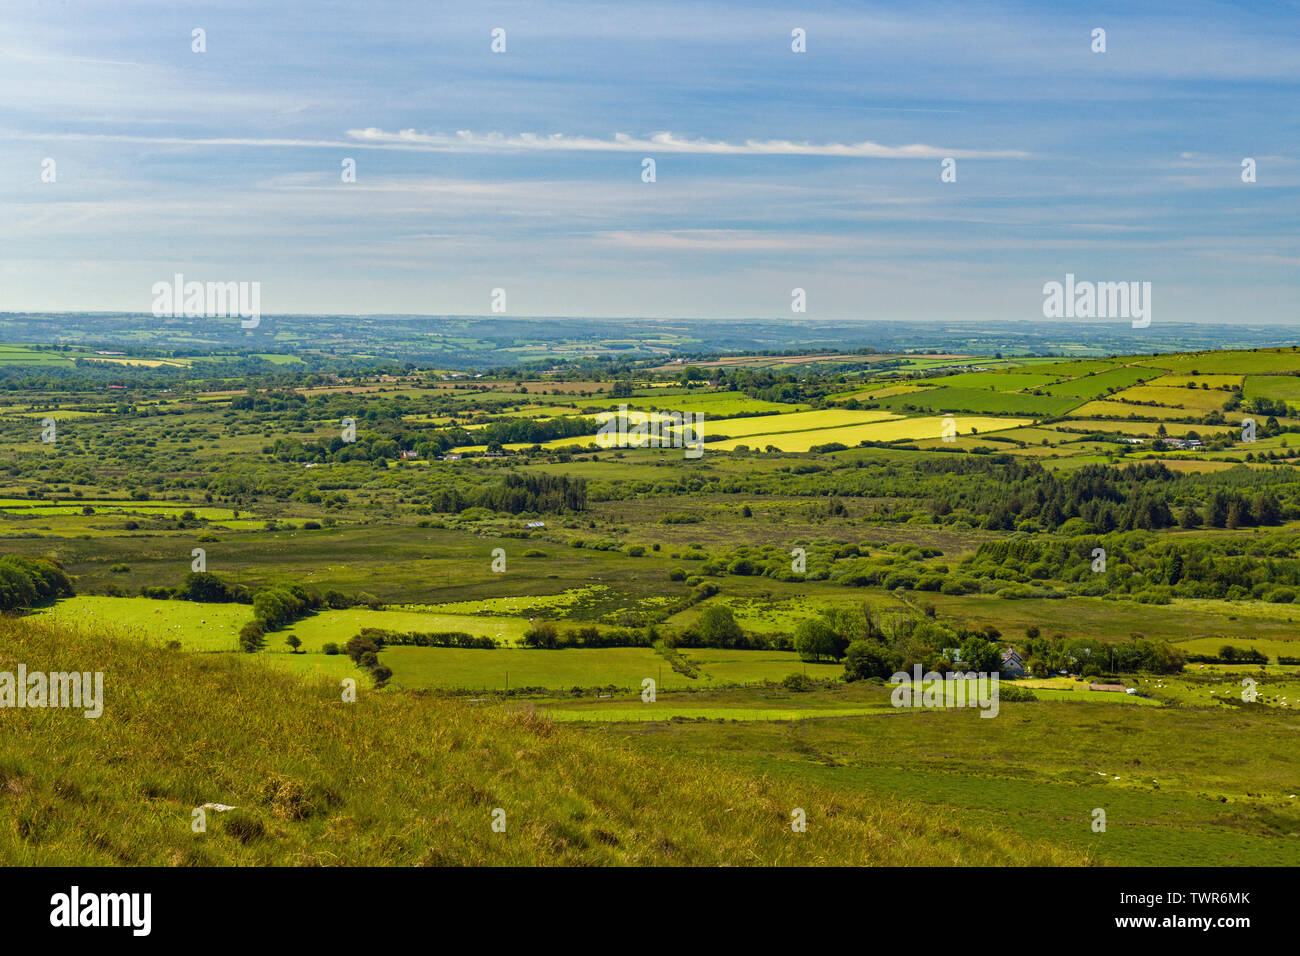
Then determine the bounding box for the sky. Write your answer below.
[2,0,1298,326]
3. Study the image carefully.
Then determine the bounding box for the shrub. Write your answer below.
[781,673,814,692]
[175,571,238,604]
[659,513,702,524]
[252,584,320,630]
[238,622,266,653]
[996,684,1038,702]
[0,555,74,611]
[793,619,840,661]
[345,634,380,663]
[844,641,894,682]
[695,605,743,648]
[355,628,495,650]
[522,621,559,649]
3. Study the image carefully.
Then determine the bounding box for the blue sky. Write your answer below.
[3,0,1298,325]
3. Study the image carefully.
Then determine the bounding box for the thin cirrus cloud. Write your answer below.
[12,128,1030,161]
[345,128,1031,160]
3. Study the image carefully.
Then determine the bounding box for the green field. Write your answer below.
[1042,366,1161,398]
[621,697,1300,866]
[381,645,666,690]
[877,386,1079,417]
[36,595,252,649]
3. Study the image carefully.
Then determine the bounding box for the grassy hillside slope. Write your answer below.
[0,618,1087,866]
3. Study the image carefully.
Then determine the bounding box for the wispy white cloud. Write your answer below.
[11,128,1030,160]
[346,128,1031,159]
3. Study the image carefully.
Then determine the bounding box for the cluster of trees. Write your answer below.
[266,409,604,466]
[1185,645,1269,665]
[950,461,1294,534]
[521,606,796,651]
[781,603,1007,678]
[230,389,308,412]
[423,473,587,515]
[673,520,1300,608]
[155,573,381,614]
[475,473,587,514]
[0,555,74,611]
[353,627,496,649]
[1195,487,1282,528]
[721,366,850,405]
[252,584,320,630]
[342,633,393,687]
[596,453,1299,537]
[810,605,1188,682]
[436,415,597,450]
[967,532,1300,603]
[237,583,358,653]
[169,572,251,603]
[971,463,1189,533]
[671,605,793,650]
[1015,627,1184,676]
[521,621,657,649]
[1244,395,1294,419]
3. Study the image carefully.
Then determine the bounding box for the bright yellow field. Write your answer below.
[453,408,899,452]
[1146,374,1244,389]
[1112,385,1235,412]
[713,415,1032,452]
[698,408,898,439]
[1070,400,1236,421]
[85,356,191,368]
